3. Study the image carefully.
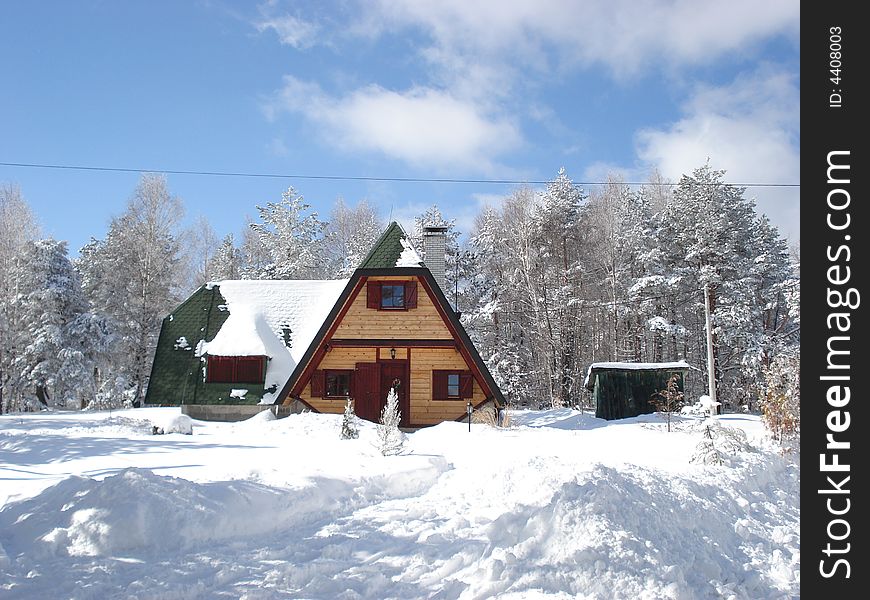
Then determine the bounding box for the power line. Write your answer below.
[0,161,801,188]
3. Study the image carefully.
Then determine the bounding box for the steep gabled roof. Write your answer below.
[357,221,409,268]
[273,267,506,409]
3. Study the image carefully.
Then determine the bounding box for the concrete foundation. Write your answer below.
[181,400,307,422]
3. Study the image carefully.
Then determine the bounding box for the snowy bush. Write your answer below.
[376,388,405,456]
[690,420,752,465]
[340,398,359,440]
[708,420,751,454]
[690,425,725,465]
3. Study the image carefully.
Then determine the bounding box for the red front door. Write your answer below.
[353,360,410,426]
[380,361,410,427]
[353,362,381,423]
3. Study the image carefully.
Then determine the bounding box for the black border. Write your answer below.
[802,4,866,595]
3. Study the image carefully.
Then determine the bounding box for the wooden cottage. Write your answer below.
[583,361,689,420]
[145,222,505,425]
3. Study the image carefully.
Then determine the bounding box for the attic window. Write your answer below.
[366,281,418,311]
[381,284,405,309]
[206,356,265,384]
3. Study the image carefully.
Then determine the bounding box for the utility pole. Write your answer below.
[703,283,719,414]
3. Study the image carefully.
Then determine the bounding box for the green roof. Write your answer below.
[358,221,409,269]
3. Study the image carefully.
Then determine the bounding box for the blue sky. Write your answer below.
[1,1,800,254]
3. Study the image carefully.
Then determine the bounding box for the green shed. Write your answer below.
[583,361,690,420]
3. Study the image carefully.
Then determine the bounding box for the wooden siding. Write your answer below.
[409,348,485,425]
[302,347,376,414]
[333,276,453,340]
[299,345,484,425]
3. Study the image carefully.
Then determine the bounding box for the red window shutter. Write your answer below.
[310,369,324,397]
[236,357,265,383]
[207,356,234,383]
[460,371,474,398]
[432,371,448,400]
[366,282,381,309]
[404,281,418,309]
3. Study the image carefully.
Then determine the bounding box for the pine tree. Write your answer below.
[377,388,405,456]
[649,163,795,405]
[9,239,109,409]
[690,425,725,465]
[248,187,325,279]
[340,397,360,440]
[239,216,271,279]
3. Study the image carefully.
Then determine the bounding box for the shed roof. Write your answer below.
[583,360,690,390]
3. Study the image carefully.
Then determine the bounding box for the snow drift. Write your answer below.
[0,408,798,599]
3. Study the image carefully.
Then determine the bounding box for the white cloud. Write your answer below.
[635,68,800,241]
[255,13,319,49]
[365,0,798,80]
[266,76,522,172]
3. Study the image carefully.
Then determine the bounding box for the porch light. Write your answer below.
[467,402,473,432]
[390,347,396,359]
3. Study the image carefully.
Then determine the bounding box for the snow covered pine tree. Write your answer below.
[377,388,405,456]
[340,397,359,440]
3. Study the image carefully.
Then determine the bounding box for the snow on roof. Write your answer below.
[583,360,690,389]
[198,279,349,402]
[395,237,423,267]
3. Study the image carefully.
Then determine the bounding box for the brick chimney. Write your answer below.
[422,225,448,293]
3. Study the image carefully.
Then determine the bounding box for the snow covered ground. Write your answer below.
[0,408,799,599]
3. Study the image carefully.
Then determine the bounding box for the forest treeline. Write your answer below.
[0,165,799,430]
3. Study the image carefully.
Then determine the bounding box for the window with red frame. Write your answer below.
[206,356,266,384]
[366,281,418,310]
[309,369,353,398]
[432,370,474,400]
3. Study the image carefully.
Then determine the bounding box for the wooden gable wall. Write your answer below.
[333,275,452,340]
[294,275,488,426]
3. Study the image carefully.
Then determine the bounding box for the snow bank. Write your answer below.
[509,407,607,430]
[1,469,296,557]
[0,408,797,599]
[0,460,448,560]
[478,460,800,599]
